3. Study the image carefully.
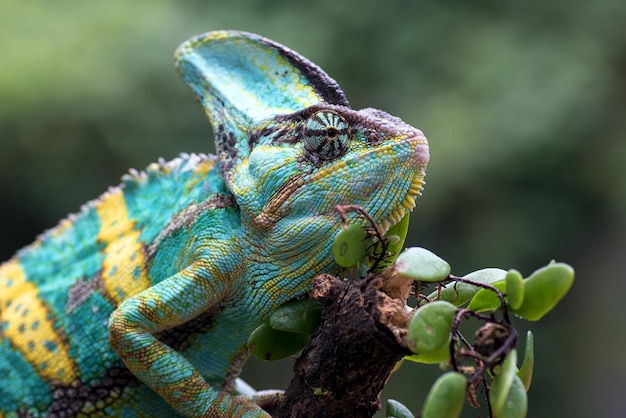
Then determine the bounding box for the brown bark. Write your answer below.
[271,270,413,418]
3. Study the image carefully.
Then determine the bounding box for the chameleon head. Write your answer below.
[240,104,429,233]
[175,30,428,235]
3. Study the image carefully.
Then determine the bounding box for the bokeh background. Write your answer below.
[1,1,624,417]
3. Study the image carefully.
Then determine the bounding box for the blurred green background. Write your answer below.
[1,0,624,417]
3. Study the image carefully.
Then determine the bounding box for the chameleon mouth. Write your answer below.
[378,174,425,234]
[377,136,429,234]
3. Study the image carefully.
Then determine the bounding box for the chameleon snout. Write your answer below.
[413,140,430,168]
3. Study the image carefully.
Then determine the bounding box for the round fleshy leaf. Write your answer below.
[517,331,534,391]
[467,281,506,312]
[421,372,466,418]
[490,349,517,414]
[395,247,451,283]
[386,399,414,418]
[491,374,528,418]
[404,337,451,364]
[332,224,369,267]
[512,262,574,321]
[408,301,457,354]
[269,298,321,335]
[428,268,507,306]
[384,212,411,258]
[505,270,524,310]
[247,323,309,361]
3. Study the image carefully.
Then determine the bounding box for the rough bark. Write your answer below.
[271,270,413,418]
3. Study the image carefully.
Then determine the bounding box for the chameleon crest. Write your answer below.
[0,31,428,417]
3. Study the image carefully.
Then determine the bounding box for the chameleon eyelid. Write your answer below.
[303,110,351,161]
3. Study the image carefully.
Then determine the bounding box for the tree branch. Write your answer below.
[271,271,413,417]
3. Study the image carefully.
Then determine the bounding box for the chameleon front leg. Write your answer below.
[108,260,269,418]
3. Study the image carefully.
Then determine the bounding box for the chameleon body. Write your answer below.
[0,31,429,417]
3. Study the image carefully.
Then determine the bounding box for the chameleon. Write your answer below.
[0,30,429,417]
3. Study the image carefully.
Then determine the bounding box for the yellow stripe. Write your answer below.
[96,189,151,305]
[0,259,77,384]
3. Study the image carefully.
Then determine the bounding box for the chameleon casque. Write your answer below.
[0,31,429,417]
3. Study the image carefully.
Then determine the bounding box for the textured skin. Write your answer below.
[0,31,429,417]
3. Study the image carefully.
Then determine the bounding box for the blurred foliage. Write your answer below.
[1,0,625,417]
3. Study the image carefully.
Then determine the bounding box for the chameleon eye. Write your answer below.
[303,111,350,161]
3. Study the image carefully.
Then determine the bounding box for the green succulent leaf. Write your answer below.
[332,224,369,267]
[511,262,574,321]
[269,298,321,335]
[404,338,451,364]
[491,374,528,418]
[375,212,411,271]
[408,301,457,354]
[421,372,466,418]
[466,280,506,312]
[517,331,534,391]
[395,247,451,283]
[386,399,414,418]
[491,349,518,414]
[505,270,524,310]
[428,268,507,306]
[383,212,410,258]
[247,323,309,361]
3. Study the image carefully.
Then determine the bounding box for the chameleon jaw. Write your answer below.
[378,135,429,234]
[378,174,425,234]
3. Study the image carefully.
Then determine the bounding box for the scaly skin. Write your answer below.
[0,31,429,417]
